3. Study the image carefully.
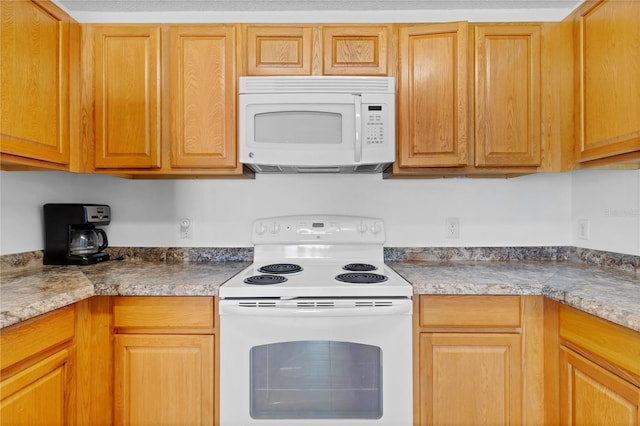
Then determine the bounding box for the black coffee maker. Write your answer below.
[43,204,111,265]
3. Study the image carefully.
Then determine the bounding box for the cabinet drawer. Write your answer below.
[418,295,521,328]
[0,305,75,371]
[113,297,214,331]
[559,304,640,378]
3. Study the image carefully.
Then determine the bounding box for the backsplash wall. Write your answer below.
[1,169,638,256]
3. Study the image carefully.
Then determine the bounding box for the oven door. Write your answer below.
[219,298,413,426]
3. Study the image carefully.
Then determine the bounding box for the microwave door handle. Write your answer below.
[354,94,362,163]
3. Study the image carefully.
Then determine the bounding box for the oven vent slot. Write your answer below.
[355,301,395,307]
[296,301,335,308]
[238,301,276,308]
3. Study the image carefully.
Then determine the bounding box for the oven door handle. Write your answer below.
[219,303,412,317]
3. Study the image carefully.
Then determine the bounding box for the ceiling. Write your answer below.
[52,0,584,22]
[55,0,582,13]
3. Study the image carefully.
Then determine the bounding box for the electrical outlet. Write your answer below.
[578,219,590,240]
[180,218,192,239]
[446,217,460,239]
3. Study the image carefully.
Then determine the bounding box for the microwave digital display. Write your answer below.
[368,105,382,111]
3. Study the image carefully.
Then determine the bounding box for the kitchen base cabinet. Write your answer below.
[414,295,544,425]
[554,303,640,425]
[0,305,76,426]
[0,349,73,426]
[419,333,522,425]
[560,347,640,425]
[114,334,214,425]
[112,296,216,425]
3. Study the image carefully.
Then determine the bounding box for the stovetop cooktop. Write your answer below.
[219,215,412,299]
[220,260,412,299]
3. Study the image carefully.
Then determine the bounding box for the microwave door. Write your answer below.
[240,93,360,167]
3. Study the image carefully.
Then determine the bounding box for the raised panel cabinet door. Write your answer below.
[560,347,640,425]
[245,26,313,75]
[170,26,237,169]
[0,0,70,165]
[0,349,72,426]
[576,0,640,162]
[475,25,542,167]
[322,25,389,75]
[93,26,161,169]
[397,23,468,168]
[418,333,522,425]
[114,334,214,426]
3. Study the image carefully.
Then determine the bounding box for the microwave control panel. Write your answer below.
[363,105,386,144]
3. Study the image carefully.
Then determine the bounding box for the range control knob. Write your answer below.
[371,222,382,234]
[256,222,267,235]
[269,222,281,234]
[356,221,368,233]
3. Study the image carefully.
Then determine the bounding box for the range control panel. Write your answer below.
[251,215,385,245]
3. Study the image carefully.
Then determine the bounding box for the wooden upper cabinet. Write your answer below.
[323,25,390,75]
[0,0,70,167]
[93,25,161,169]
[397,22,469,169]
[574,0,640,164]
[170,26,237,169]
[243,25,391,76]
[474,24,542,167]
[245,26,313,75]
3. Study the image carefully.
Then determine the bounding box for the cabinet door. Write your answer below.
[397,23,468,168]
[575,0,640,163]
[560,347,640,425]
[0,349,73,426]
[114,334,214,426]
[418,333,522,425]
[323,25,389,75]
[475,25,541,167]
[0,0,70,165]
[93,26,161,169]
[245,26,313,75]
[170,26,237,169]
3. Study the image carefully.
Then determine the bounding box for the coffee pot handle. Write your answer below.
[97,229,108,251]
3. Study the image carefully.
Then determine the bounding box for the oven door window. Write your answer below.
[250,341,382,420]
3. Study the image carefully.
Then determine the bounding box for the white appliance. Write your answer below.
[219,215,413,426]
[239,76,396,173]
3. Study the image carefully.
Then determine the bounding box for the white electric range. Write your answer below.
[219,215,413,426]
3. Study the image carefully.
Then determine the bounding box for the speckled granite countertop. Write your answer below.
[1,247,638,332]
[389,261,640,332]
[1,260,250,329]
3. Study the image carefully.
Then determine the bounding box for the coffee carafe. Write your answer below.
[69,228,108,256]
[44,204,111,265]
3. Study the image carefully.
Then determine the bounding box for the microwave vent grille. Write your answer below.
[240,76,395,94]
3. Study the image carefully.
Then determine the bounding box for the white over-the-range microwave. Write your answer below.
[239,76,396,173]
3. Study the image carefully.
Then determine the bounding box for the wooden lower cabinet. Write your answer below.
[418,332,521,425]
[0,306,76,426]
[560,347,640,425]
[112,296,216,425]
[114,334,214,425]
[0,349,73,426]
[414,295,544,425]
[555,303,640,425]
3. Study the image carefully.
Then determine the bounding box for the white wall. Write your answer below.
[3,169,637,256]
[572,169,640,256]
